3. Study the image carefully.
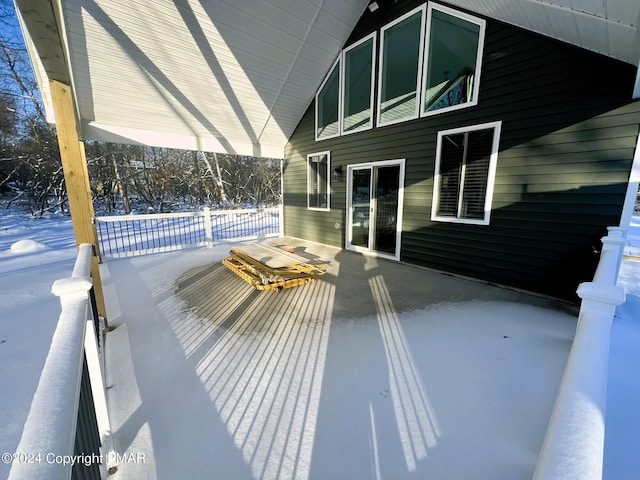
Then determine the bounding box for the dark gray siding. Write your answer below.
[283,0,640,301]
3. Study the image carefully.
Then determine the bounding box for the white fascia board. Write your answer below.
[15,6,55,123]
[83,122,285,159]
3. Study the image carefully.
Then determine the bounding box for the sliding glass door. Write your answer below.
[347,160,405,260]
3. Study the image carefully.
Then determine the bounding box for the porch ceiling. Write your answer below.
[15,0,640,159]
[16,0,370,158]
[448,0,640,67]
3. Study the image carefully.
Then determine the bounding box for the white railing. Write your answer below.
[95,206,281,258]
[534,227,627,480]
[9,244,113,480]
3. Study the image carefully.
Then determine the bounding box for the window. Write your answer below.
[308,152,330,210]
[314,3,486,141]
[378,6,425,126]
[432,122,501,225]
[422,4,485,116]
[342,33,376,134]
[315,59,341,140]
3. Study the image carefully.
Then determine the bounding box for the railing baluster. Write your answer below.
[112,222,118,255]
[179,217,186,246]
[151,218,157,249]
[125,220,133,251]
[175,217,181,247]
[156,218,162,250]
[186,217,191,245]
[97,223,106,257]
[114,222,120,254]
[212,214,219,241]
[162,220,176,248]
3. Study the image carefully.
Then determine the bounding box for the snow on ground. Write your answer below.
[603,217,640,478]
[0,212,638,479]
[0,214,78,479]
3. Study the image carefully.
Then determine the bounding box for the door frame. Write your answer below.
[345,158,405,261]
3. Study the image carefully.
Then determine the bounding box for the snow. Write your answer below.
[0,214,79,479]
[0,210,638,479]
[9,239,47,254]
[603,217,640,478]
[100,250,577,479]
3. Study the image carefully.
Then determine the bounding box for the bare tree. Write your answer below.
[249,157,281,206]
[0,3,64,215]
[0,92,19,192]
[219,154,281,207]
[112,151,131,214]
[198,151,228,206]
[85,141,134,214]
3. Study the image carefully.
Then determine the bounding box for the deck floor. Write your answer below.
[101,237,577,480]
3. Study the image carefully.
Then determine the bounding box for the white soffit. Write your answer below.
[18,0,639,157]
[445,0,640,66]
[58,0,369,158]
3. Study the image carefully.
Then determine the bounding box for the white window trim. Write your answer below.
[377,5,426,128]
[431,121,502,225]
[315,58,341,142]
[341,32,377,136]
[307,151,331,211]
[420,3,486,118]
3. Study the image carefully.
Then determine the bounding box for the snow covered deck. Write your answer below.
[101,237,579,479]
[2,218,639,479]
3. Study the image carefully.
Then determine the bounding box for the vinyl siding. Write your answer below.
[283,0,640,301]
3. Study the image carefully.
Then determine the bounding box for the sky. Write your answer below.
[0,2,41,115]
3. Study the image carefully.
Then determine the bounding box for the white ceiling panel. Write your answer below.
[445,0,639,64]
[16,0,640,158]
[606,0,640,24]
[55,0,370,158]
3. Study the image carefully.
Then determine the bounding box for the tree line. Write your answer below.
[85,144,281,214]
[0,5,280,216]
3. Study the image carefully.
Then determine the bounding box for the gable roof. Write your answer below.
[15,0,640,159]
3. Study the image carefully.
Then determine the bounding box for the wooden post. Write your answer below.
[50,80,108,323]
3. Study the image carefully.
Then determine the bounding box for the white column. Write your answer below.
[203,207,214,247]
